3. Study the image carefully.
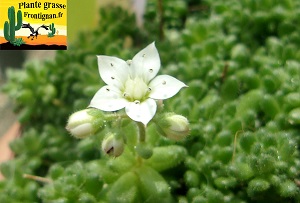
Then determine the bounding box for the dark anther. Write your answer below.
[107,147,114,154]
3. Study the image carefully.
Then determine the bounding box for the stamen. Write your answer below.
[142,54,145,57]
[149,69,153,73]
[110,63,114,67]
[111,76,115,80]
[134,100,140,104]
[148,87,152,91]
[126,60,132,65]
[106,88,110,91]
[162,80,166,85]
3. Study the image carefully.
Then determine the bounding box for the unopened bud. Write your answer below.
[66,109,102,139]
[102,133,124,157]
[157,113,189,141]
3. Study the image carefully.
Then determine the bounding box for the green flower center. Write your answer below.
[123,77,150,102]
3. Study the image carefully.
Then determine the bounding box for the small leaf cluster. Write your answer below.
[12,38,25,46]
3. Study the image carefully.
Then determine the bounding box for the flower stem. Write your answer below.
[23,174,52,184]
[137,122,146,142]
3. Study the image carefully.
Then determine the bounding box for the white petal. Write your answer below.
[125,98,157,125]
[89,85,127,111]
[97,56,129,88]
[149,75,187,100]
[131,42,160,82]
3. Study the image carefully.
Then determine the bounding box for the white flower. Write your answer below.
[89,42,187,125]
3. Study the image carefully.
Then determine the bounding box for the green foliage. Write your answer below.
[48,22,56,37]
[3,6,22,44]
[2,0,300,202]
[12,38,25,46]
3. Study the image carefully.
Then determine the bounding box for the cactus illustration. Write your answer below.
[48,23,56,37]
[3,6,22,44]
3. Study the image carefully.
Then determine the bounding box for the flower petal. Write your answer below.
[131,42,160,82]
[97,55,129,88]
[149,75,187,100]
[125,98,157,125]
[89,85,127,111]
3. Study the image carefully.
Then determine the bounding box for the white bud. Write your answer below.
[66,109,96,139]
[160,114,189,141]
[102,133,124,157]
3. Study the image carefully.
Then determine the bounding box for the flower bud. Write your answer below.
[157,113,189,141]
[66,109,102,139]
[102,133,124,157]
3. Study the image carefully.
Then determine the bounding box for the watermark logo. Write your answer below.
[0,0,67,50]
